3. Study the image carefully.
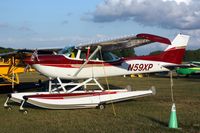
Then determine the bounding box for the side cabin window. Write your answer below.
[59,46,120,62]
[102,52,115,61]
[80,50,120,62]
[80,51,87,59]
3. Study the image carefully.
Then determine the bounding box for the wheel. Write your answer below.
[21,110,28,115]
[19,108,28,114]
[99,104,105,110]
[4,106,12,111]
[7,106,12,111]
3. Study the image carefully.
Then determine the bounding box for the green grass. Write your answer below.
[0,74,199,133]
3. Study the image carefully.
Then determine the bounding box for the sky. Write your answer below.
[0,0,200,55]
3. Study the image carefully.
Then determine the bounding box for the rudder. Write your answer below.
[165,34,190,51]
[161,34,190,64]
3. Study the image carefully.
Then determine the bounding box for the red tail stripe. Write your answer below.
[125,48,185,64]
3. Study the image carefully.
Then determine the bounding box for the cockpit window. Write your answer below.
[58,46,77,58]
[59,46,120,62]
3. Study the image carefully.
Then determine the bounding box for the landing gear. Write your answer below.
[4,96,11,111]
[20,110,28,115]
[19,100,28,114]
[4,106,12,111]
[98,104,105,110]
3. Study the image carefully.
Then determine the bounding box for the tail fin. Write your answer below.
[161,34,190,64]
[165,34,190,51]
[125,34,190,64]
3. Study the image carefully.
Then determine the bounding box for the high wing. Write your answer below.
[77,33,171,51]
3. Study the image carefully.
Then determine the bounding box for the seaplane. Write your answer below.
[4,33,190,112]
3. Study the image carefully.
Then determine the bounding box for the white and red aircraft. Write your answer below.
[4,33,190,111]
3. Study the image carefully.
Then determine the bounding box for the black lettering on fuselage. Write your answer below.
[128,64,153,71]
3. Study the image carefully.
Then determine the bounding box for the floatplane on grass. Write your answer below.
[4,33,190,112]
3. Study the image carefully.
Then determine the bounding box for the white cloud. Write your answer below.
[164,0,191,5]
[0,34,110,49]
[86,0,200,50]
[181,29,200,49]
[90,0,200,30]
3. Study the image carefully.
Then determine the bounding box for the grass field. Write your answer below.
[0,73,199,133]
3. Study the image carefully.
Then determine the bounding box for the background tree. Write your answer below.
[0,47,14,54]
[184,49,200,61]
[149,49,200,62]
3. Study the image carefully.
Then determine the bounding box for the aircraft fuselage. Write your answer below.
[26,54,171,79]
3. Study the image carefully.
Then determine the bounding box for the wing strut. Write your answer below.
[73,46,102,77]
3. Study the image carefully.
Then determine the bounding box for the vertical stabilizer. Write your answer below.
[165,34,190,51]
[160,34,190,64]
[124,34,190,65]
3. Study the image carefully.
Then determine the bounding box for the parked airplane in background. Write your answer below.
[0,50,33,86]
[176,61,200,76]
[0,49,61,87]
[4,33,190,111]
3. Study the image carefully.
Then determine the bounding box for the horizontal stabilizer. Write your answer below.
[163,64,196,70]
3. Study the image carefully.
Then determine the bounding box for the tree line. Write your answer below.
[149,49,200,62]
[184,49,200,61]
[0,46,199,61]
[0,47,14,54]
[114,48,200,62]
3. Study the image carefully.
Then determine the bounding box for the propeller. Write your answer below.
[31,49,39,61]
[24,49,38,73]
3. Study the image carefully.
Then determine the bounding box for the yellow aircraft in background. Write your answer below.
[0,49,60,87]
[0,56,34,86]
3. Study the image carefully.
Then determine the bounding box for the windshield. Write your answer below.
[58,46,75,57]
